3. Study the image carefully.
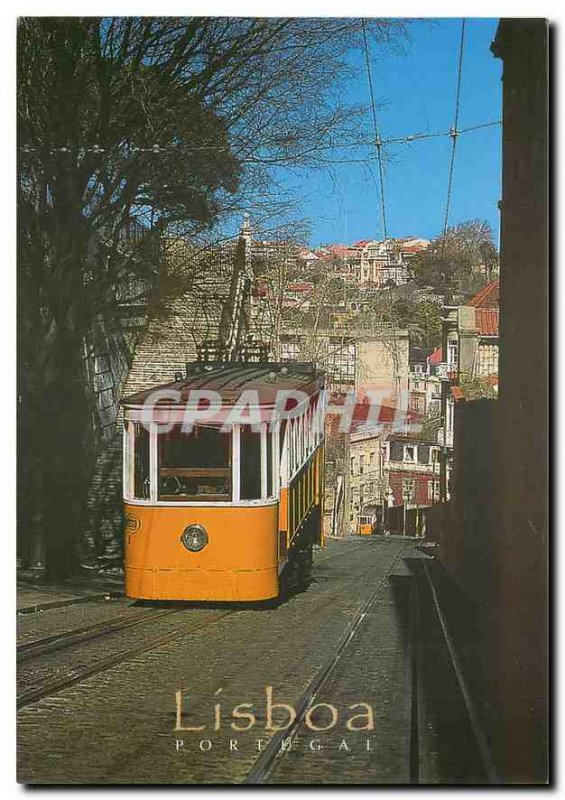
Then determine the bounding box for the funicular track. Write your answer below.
[17,608,237,710]
[243,549,498,785]
[244,550,404,784]
[17,607,180,663]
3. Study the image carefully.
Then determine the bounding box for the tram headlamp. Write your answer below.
[181,524,208,553]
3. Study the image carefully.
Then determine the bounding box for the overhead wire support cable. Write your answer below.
[361,19,402,399]
[18,120,500,159]
[441,19,466,259]
[361,18,388,241]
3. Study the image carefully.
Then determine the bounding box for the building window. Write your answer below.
[325,340,355,384]
[410,394,425,414]
[359,454,365,475]
[369,451,375,466]
[427,481,440,501]
[350,456,356,476]
[403,445,416,463]
[402,478,415,501]
[476,343,499,377]
[447,341,459,368]
[281,340,300,361]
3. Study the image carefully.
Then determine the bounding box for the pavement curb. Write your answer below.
[17,590,125,615]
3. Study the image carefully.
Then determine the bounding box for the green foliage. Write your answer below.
[368,294,442,352]
[420,412,442,442]
[414,298,443,351]
[459,375,498,400]
[409,219,498,301]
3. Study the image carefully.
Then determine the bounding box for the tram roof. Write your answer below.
[121,361,325,408]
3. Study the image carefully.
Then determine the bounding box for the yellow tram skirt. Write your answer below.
[124,502,280,602]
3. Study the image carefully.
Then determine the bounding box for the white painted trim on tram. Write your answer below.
[149,422,158,504]
[260,422,268,500]
[273,422,281,495]
[232,423,241,502]
[124,497,279,509]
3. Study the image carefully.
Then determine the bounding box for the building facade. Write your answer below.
[384,435,441,508]
[300,236,429,289]
[349,428,384,531]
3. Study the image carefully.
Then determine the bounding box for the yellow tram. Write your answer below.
[358,516,374,536]
[121,362,326,601]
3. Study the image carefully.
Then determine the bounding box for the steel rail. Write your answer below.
[17,610,235,710]
[244,549,405,784]
[422,558,499,783]
[17,590,124,616]
[17,608,180,663]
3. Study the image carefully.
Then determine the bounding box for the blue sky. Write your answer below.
[277,18,502,247]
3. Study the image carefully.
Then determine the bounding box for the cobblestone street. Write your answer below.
[18,537,490,784]
[17,538,485,784]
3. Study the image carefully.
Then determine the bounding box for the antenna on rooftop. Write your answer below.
[241,213,252,244]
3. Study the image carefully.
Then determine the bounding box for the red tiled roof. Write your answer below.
[326,395,422,437]
[397,240,429,253]
[287,282,313,292]
[467,280,499,308]
[399,244,424,253]
[428,347,443,364]
[475,308,499,336]
[451,386,464,401]
[353,239,371,247]
[316,245,357,261]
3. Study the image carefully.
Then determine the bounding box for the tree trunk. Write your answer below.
[39,332,95,582]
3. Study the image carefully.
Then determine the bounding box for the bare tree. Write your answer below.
[18,16,407,579]
[409,219,499,300]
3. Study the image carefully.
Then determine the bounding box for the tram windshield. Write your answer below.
[158,425,231,501]
[240,427,261,500]
[124,419,280,504]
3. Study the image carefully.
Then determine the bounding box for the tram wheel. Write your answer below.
[279,541,313,600]
[297,543,313,587]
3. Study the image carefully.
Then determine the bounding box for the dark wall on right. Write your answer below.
[491,18,548,783]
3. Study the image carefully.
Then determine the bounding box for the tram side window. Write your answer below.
[240,427,261,500]
[158,425,231,501]
[133,423,150,500]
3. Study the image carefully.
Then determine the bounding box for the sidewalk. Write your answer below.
[17,567,125,614]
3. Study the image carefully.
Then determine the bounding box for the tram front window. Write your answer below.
[158,425,231,501]
[240,425,275,501]
[240,427,261,500]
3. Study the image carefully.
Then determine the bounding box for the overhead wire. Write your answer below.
[361,18,404,401]
[361,18,388,241]
[17,120,500,158]
[441,19,467,260]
